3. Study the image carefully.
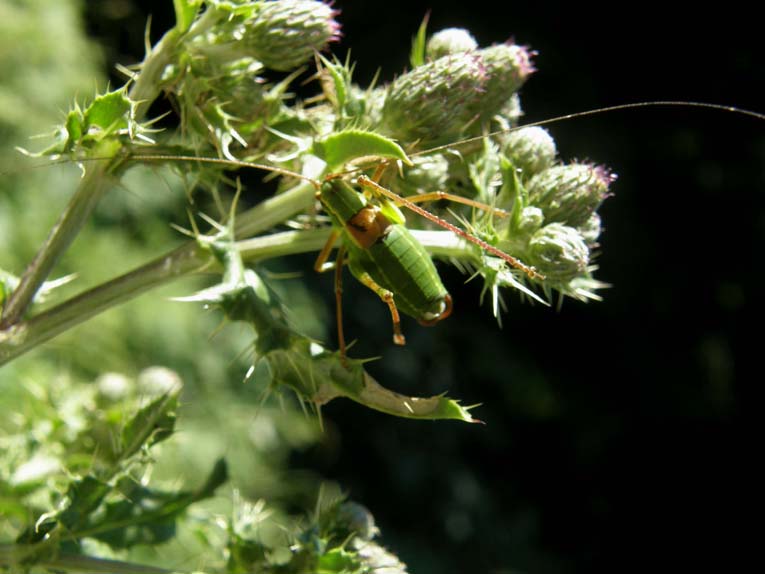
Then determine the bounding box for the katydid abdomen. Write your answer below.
[345,223,451,324]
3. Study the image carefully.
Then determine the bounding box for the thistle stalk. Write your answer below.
[0,153,122,328]
[0,222,475,366]
[0,178,320,364]
[0,10,203,328]
[0,545,174,574]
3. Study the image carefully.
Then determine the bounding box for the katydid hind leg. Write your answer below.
[356,271,406,346]
[333,244,348,363]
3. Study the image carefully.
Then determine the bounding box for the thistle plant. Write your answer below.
[0,1,618,572]
[0,0,615,404]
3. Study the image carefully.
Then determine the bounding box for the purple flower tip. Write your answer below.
[593,164,618,185]
[518,46,537,77]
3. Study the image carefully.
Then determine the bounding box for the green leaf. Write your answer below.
[312,130,412,171]
[410,12,430,68]
[83,89,132,133]
[15,476,110,544]
[58,476,112,532]
[318,54,348,111]
[183,221,297,355]
[119,386,180,460]
[318,548,361,573]
[173,0,200,33]
[85,459,228,549]
[265,343,480,423]
[64,109,84,148]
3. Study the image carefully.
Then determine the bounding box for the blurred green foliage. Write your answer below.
[0,1,357,571]
[0,1,566,571]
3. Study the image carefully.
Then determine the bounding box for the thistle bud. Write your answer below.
[426,28,478,59]
[503,126,557,176]
[465,44,534,123]
[527,163,615,227]
[240,1,340,72]
[381,43,533,144]
[381,52,487,143]
[528,223,590,282]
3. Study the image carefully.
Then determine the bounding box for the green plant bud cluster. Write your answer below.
[381,43,534,144]
[527,163,615,227]
[432,106,616,299]
[238,0,341,72]
[426,27,479,59]
[15,6,619,422]
[491,159,615,294]
[166,55,301,157]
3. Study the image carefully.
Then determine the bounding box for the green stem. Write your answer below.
[237,228,330,261]
[238,228,471,264]
[405,229,473,260]
[0,180,325,365]
[38,555,175,574]
[129,6,219,121]
[0,242,207,365]
[235,179,317,236]
[0,155,121,328]
[0,9,216,329]
[0,219,473,365]
[0,545,176,574]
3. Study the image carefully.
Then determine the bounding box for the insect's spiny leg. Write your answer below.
[357,175,543,280]
[357,271,406,346]
[334,244,348,364]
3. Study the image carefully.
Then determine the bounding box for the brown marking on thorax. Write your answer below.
[346,205,392,249]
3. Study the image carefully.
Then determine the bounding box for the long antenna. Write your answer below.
[413,101,765,158]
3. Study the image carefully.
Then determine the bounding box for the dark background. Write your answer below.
[85,1,763,572]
